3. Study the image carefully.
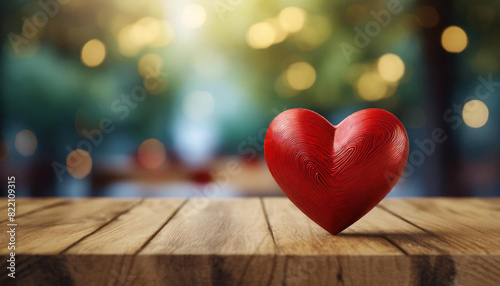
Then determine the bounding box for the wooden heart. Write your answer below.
[264,108,409,234]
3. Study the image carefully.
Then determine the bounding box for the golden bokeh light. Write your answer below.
[181,4,207,28]
[118,18,173,57]
[462,100,489,128]
[138,53,163,77]
[415,6,439,28]
[138,139,167,169]
[81,39,106,67]
[286,62,316,91]
[151,22,174,48]
[266,18,288,44]
[377,53,405,82]
[15,129,37,156]
[66,149,93,179]
[441,26,468,53]
[279,7,307,33]
[0,140,9,161]
[294,15,331,51]
[118,24,141,57]
[246,22,276,49]
[356,72,388,101]
[134,17,164,44]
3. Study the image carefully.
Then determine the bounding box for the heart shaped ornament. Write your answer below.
[264,108,409,234]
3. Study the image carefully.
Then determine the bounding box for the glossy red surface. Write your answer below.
[264,108,409,234]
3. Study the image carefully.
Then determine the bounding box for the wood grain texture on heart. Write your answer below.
[264,108,409,235]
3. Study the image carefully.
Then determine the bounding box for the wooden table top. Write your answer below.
[1,197,499,285]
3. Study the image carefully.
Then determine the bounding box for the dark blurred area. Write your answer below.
[0,0,499,198]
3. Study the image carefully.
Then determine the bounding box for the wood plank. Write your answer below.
[66,198,185,255]
[0,198,67,223]
[130,198,278,285]
[59,198,186,286]
[263,197,412,286]
[16,198,66,215]
[380,198,500,286]
[264,198,403,255]
[380,198,500,254]
[141,198,275,255]
[0,198,140,255]
[0,198,499,286]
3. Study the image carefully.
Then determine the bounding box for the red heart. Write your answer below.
[264,108,409,234]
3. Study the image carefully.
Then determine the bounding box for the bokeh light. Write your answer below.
[118,18,173,57]
[441,26,468,53]
[286,62,316,90]
[81,39,106,67]
[266,18,288,44]
[181,4,206,28]
[138,139,166,169]
[15,129,38,156]
[415,6,439,28]
[2,0,499,199]
[0,140,9,161]
[377,53,405,82]
[134,17,167,45]
[356,72,388,101]
[279,7,307,33]
[138,53,163,77]
[246,22,276,49]
[462,100,489,128]
[293,15,331,51]
[66,149,93,179]
[183,91,215,120]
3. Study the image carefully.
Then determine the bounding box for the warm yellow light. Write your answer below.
[15,129,37,156]
[246,22,276,49]
[279,7,306,33]
[0,140,9,161]
[134,17,163,44]
[67,149,93,179]
[441,26,468,53]
[138,53,163,77]
[463,100,489,128]
[377,53,405,82]
[81,39,106,67]
[138,139,166,169]
[294,15,331,51]
[266,18,288,44]
[356,72,387,101]
[151,22,174,48]
[118,25,140,57]
[286,62,316,91]
[117,18,172,57]
[182,4,206,28]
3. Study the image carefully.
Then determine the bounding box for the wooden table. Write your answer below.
[1,198,499,285]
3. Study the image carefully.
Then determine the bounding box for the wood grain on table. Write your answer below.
[0,198,499,286]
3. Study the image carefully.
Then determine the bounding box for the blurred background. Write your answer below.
[0,0,499,198]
